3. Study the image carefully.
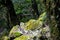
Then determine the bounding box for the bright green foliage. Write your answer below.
[14,35,30,40]
[14,32,21,37]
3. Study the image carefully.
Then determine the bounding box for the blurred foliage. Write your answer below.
[11,0,46,22]
[0,5,9,40]
[36,0,46,13]
[0,6,7,28]
[12,0,33,22]
[12,0,32,14]
[0,0,60,40]
[1,36,9,40]
[9,12,50,40]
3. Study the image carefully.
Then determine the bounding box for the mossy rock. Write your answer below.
[24,12,47,30]
[14,35,30,40]
[9,25,22,37]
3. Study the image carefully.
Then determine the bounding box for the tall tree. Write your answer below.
[54,0,60,38]
[31,0,39,18]
[1,0,20,29]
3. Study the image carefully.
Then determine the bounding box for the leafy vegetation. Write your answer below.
[0,0,60,40]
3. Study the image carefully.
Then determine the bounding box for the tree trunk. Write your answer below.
[54,0,60,39]
[31,0,39,18]
[2,0,20,29]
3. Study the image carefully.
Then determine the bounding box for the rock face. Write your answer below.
[9,12,51,40]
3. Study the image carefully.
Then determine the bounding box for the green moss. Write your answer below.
[9,25,21,37]
[24,12,47,30]
[14,35,30,40]
[14,32,21,37]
